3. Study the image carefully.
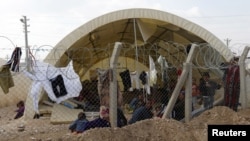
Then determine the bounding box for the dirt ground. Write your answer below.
[0,105,250,141]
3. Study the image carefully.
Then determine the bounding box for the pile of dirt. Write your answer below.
[0,106,250,141]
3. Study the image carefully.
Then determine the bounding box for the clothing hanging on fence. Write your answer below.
[224,64,240,111]
[129,71,140,91]
[0,65,14,94]
[119,69,131,92]
[6,47,22,72]
[23,61,82,113]
[0,47,22,94]
[139,71,147,85]
[139,71,150,95]
[49,74,68,98]
[149,55,157,86]
[96,68,123,107]
[157,55,168,84]
[97,68,111,107]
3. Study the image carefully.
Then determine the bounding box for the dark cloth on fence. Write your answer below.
[119,69,131,92]
[224,65,240,111]
[6,47,22,72]
[50,74,68,98]
[139,71,147,85]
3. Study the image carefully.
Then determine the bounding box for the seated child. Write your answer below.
[69,112,88,133]
[14,100,25,119]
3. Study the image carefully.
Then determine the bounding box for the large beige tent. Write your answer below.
[44,8,233,70]
[24,8,237,121]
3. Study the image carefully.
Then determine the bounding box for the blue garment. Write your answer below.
[129,97,139,110]
[83,117,110,131]
[128,106,153,124]
[69,119,88,133]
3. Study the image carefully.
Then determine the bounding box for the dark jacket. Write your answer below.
[199,79,221,96]
[173,98,185,120]
[83,117,110,131]
[117,108,127,127]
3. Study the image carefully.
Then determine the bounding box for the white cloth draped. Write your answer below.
[23,61,82,113]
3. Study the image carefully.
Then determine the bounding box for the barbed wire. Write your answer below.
[1,40,249,81]
[0,35,16,47]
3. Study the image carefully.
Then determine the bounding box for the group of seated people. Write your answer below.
[69,98,155,134]
[69,105,128,134]
[69,88,187,134]
[128,91,185,121]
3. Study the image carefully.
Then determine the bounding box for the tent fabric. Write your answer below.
[137,18,157,42]
[45,8,234,68]
[23,8,237,119]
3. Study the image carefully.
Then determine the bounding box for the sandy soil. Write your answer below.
[0,105,250,141]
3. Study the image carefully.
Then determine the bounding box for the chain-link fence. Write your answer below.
[0,41,245,127]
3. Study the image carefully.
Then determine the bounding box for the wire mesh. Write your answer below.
[0,41,232,127]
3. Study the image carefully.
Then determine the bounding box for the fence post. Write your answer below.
[162,44,196,120]
[185,62,192,122]
[109,42,122,127]
[239,46,250,109]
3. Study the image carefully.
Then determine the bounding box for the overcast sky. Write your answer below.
[0,0,250,60]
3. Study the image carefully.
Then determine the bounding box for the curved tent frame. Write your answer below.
[45,8,233,70]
